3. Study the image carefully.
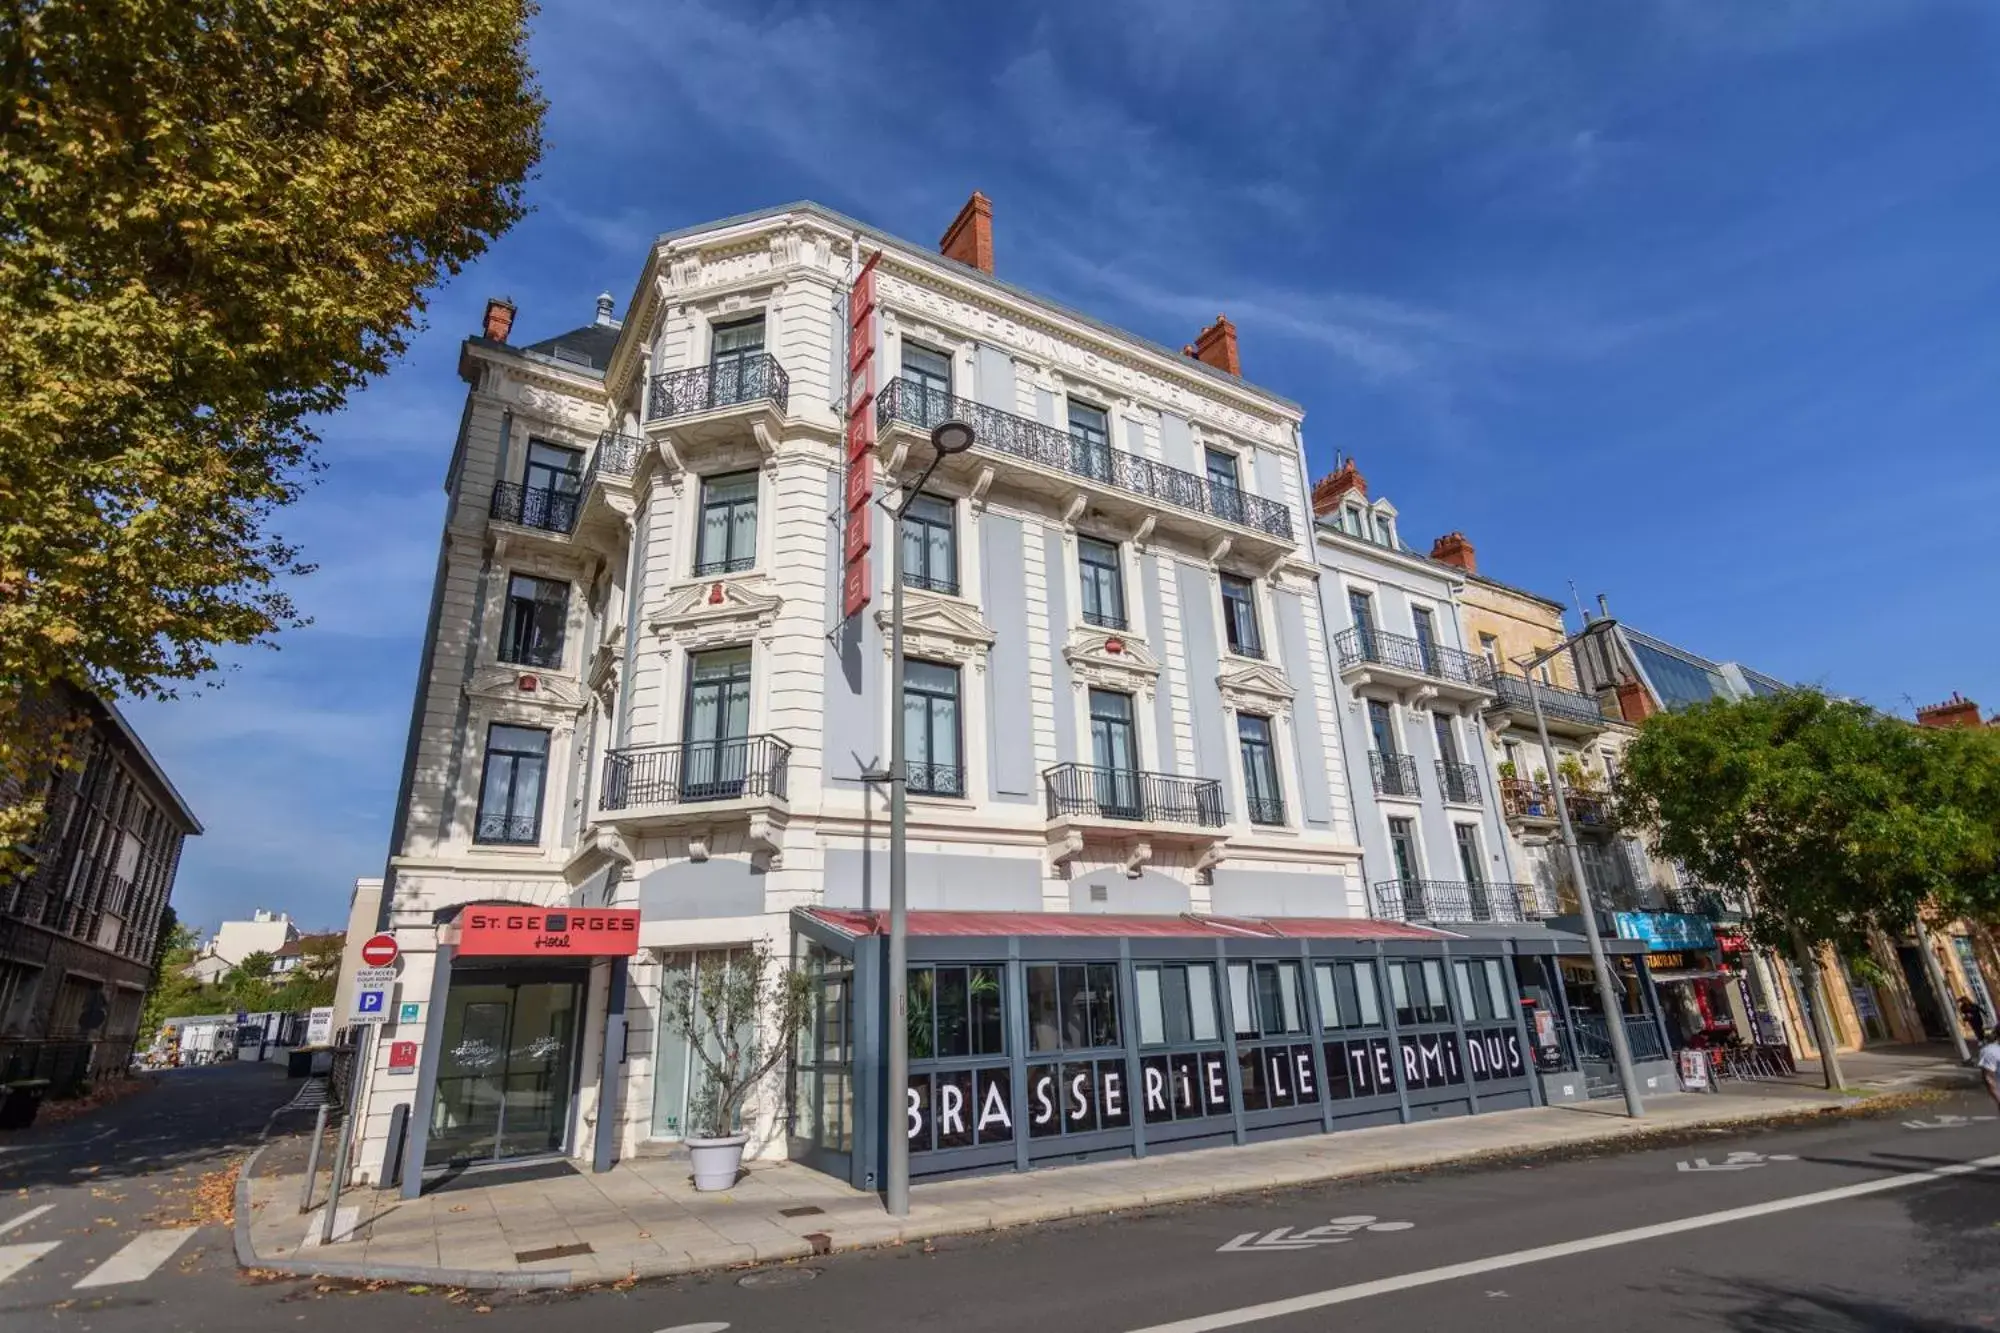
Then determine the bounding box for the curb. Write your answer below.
[231,1087,1944,1292]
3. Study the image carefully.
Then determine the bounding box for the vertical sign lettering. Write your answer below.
[841,252,882,619]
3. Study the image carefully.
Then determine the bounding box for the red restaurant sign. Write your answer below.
[457,907,641,957]
[841,251,882,620]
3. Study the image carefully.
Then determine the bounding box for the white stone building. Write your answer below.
[347,197,1371,1187]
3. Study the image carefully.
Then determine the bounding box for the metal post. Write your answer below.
[1525,665,1644,1118]
[884,464,911,1220]
[299,1103,328,1214]
[321,1027,369,1244]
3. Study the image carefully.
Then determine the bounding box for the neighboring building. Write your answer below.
[0,688,201,1081]
[331,877,384,1022]
[1916,693,1996,729]
[185,908,297,984]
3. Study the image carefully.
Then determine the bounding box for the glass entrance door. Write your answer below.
[427,978,582,1168]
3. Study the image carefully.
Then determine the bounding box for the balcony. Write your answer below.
[876,379,1295,560]
[1566,790,1613,831]
[1371,879,1545,925]
[1245,793,1286,826]
[1334,627,1494,706]
[1043,762,1228,874]
[1436,760,1483,806]
[1369,751,1421,800]
[1487,675,1610,737]
[1500,777,1557,825]
[597,735,791,863]
[907,760,967,799]
[649,355,789,422]
[489,482,579,538]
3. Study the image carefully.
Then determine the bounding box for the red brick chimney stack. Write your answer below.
[939,191,994,274]
[482,297,517,343]
[1184,315,1241,377]
[1430,532,1477,573]
[1310,458,1368,516]
[1916,693,1985,729]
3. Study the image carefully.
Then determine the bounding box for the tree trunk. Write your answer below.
[1792,930,1845,1090]
[1911,915,1971,1063]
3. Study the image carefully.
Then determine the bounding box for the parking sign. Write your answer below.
[351,978,391,1024]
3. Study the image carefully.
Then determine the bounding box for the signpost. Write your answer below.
[360,933,399,968]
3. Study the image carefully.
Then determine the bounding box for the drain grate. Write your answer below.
[514,1241,593,1263]
[778,1205,824,1218]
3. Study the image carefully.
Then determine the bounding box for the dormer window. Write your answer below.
[1373,512,1396,549]
[1343,506,1364,536]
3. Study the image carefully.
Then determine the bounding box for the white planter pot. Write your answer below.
[686,1132,750,1191]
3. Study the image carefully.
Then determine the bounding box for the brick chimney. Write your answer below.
[1916,693,1985,729]
[1616,679,1656,724]
[1310,458,1367,516]
[1183,315,1241,377]
[482,296,517,343]
[1430,532,1476,573]
[940,191,994,273]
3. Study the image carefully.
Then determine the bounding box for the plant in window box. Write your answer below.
[1558,756,1595,792]
[663,940,814,1191]
[1497,760,1518,781]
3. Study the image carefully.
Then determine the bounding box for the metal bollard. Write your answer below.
[300,1103,329,1214]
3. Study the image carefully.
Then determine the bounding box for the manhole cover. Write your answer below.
[737,1267,819,1289]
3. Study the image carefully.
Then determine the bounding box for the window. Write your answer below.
[1068,400,1111,481]
[710,316,767,405]
[1348,589,1377,658]
[1454,824,1484,885]
[907,965,1004,1059]
[1205,447,1244,522]
[499,574,568,669]
[1088,688,1140,815]
[1432,714,1460,765]
[900,493,957,594]
[474,725,549,845]
[1238,714,1283,825]
[1453,959,1516,1024]
[695,471,758,575]
[1343,506,1364,536]
[1373,511,1396,549]
[1368,699,1398,757]
[1387,816,1421,883]
[1314,960,1384,1031]
[524,440,583,497]
[1026,963,1122,1051]
[1220,574,1263,658]
[1077,538,1127,630]
[1134,963,1222,1046]
[1479,633,1500,673]
[1412,606,1438,673]
[1230,961,1307,1038]
[1387,958,1452,1026]
[683,647,752,799]
[902,343,953,401]
[903,660,964,797]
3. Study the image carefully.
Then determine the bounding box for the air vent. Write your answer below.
[1089,883,1108,903]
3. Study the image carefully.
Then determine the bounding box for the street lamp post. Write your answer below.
[883,415,975,1218]
[1518,646,1645,1119]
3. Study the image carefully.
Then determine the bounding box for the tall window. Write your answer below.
[1368,699,1398,757]
[1373,512,1396,549]
[1068,400,1111,481]
[1205,447,1243,522]
[1432,713,1460,765]
[710,315,766,405]
[1387,816,1421,884]
[475,725,549,845]
[1134,963,1222,1046]
[683,647,752,799]
[1412,606,1438,673]
[903,660,964,797]
[1478,633,1500,673]
[902,342,953,403]
[1088,688,1139,816]
[900,494,957,594]
[1387,959,1453,1026]
[695,472,758,575]
[1220,574,1263,657]
[499,574,568,669]
[1238,715,1283,825]
[1078,538,1126,630]
[1348,589,1377,657]
[524,440,583,498]
[1454,824,1484,885]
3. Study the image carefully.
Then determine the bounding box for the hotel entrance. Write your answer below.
[425,968,585,1168]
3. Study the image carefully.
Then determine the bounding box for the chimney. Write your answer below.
[1430,532,1476,573]
[1596,593,1610,620]
[1916,693,1985,729]
[1310,458,1367,516]
[482,296,517,343]
[594,292,617,327]
[940,191,994,274]
[1615,679,1656,724]
[1184,314,1241,377]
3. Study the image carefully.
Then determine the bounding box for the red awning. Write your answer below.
[800,908,1455,942]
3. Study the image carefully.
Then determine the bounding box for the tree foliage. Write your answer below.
[0,0,545,861]
[662,942,814,1139]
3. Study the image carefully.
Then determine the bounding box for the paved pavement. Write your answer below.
[0,1060,305,1325]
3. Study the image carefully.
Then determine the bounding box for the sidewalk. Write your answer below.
[236,1072,1953,1290]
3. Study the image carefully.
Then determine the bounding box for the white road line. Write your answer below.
[300,1206,358,1249]
[0,1241,61,1285]
[72,1228,198,1289]
[0,1205,55,1238]
[1125,1152,2000,1333]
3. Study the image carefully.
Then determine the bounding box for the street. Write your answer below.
[5,1066,1999,1332]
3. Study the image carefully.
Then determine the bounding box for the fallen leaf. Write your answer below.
[474,1306,492,1315]
[636,1231,650,1239]
[449,1204,469,1213]
[406,1285,430,1294]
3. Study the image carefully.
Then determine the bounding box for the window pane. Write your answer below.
[1454,961,1479,1023]
[1484,960,1512,1021]
[1229,963,1255,1037]
[1277,962,1303,1034]
[1186,964,1219,1042]
[935,967,969,1058]
[1087,963,1121,1048]
[1352,962,1381,1027]
[969,967,1003,1056]
[907,968,934,1059]
[1255,963,1284,1036]
[1160,966,1192,1045]
[1315,964,1341,1031]
[1422,961,1449,1020]
[1137,967,1165,1046]
[1060,965,1090,1049]
[1389,964,1413,1025]
[1027,966,1060,1053]
[489,725,547,755]
[905,659,958,695]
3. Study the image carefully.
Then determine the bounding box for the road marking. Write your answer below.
[1904,1114,1998,1130]
[301,1206,358,1249]
[1219,1216,1416,1253]
[72,1228,198,1288]
[0,1241,61,1284]
[1675,1151,1797,1173]
[0,1205,55,1238]
[654,1325,731,1333]
[1124,1152,2000,1333]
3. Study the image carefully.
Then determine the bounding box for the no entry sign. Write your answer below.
[360,933,399,968]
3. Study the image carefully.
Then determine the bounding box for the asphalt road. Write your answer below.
[5,1067,1999,1332]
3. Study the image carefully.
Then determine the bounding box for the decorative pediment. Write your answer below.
[874,589,995,667]
[1064,627,1161,694]
[1216,659,1295,714]
[651,575,783,649]
[468,664,583,710]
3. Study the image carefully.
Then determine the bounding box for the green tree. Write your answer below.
[0,0,545,866]
[274,932,342,1010]
[138,912,215,1041]
[1614,691,1984,1089]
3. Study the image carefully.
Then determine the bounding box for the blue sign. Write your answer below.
[356,989,386,1013]
[1613,912,1716,951]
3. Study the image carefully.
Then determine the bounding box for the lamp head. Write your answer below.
[930,419,976,456]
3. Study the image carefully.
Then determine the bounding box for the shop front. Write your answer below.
[787,910,1555,1189]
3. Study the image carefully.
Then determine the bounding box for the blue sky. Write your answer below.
[130,0,2000,932]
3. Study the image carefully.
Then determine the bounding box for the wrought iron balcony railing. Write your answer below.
[1489,675,1608,728]
[474,812,540,845]
[647,354,789,422]
[1082,606,1128,632]
[1370,751,1421,799]
[489,482,579,535]
[1245,793,1286,826]
[878,378,1293,540]
[1371,879,1544,925]
[906,760,967,798]
[582,431,644,492]
[1043,763,1226,827]
[902,569,960,597]
[1334,626,1493,690]
[1436,760,1483,805]
[693,553,756,577]
[599,735,791,811]
[1567,790,1612,828]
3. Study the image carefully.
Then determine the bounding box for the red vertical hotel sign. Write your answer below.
[842,252,881,619]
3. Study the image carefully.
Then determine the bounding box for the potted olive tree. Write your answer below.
[663,940,813,1191]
